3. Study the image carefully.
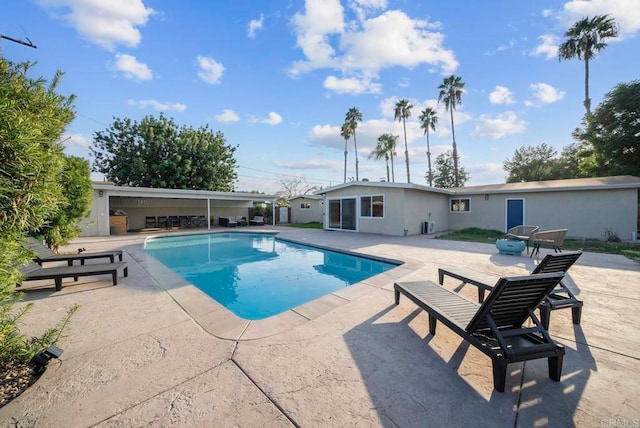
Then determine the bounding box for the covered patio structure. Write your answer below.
[81,182,277,236]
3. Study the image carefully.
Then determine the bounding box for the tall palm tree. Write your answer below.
[559,15,618,115]
[370,133,397,182]
[393,98,413,182]
[418,107,438,187]
[438,75,464,187]
[345,107,362,181]
[340,123,351,183]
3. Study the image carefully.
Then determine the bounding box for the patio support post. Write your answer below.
[207,198,211,229]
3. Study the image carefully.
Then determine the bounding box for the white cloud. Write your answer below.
[471,111,527,139]
[247,13,264,38]
[215,109,240,123]
[559,0,640,38]
[489,86,515,104]
[530,34,559,60]
[37,0,154,50]
[340,10,458,74]
[323,75,381,94]
[114,53,152,80]
[541,9,553,17]
[253,112,283,125]
[197,55,225,84]
[485,40,516,55]
[466,163,506,185]
[290,0,345,76]
[61,133,91,148]
[289,3,458,86]
[526,83,566,105]
[127,99,187,111]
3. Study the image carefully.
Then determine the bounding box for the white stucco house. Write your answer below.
[80,182,277,236]
[318,176,640,240]
[288,194,323,224]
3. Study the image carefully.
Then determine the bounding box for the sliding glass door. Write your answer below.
[328,198,356,231]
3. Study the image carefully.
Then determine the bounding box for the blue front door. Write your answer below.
[506,199,524,231]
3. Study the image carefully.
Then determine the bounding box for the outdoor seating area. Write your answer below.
[531,229,568,257]
[18,259,128,291]
[148,215,208,230]
[438,251,584,329]
[394,273,566,392]
[4,228,639,426]
[219,215,248,227]
[25,236,123,266]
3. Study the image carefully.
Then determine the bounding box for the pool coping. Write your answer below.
[137,230,420,341]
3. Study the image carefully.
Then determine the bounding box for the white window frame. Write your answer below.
[359,194,385,219]
[300,202,311,209]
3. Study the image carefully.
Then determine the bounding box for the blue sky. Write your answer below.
[1,0,638,193]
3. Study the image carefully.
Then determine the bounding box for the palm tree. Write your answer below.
[438,75,465,187]
[370,133,397,182]
[418,107,438,187]
[393,98,413,182]
[345,107,362,181]
[340,123,351,183]
[559,15,618,114]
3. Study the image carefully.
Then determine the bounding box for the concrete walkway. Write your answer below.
[2,228,639,427]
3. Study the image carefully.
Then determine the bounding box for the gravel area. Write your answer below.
[0,362,39,409]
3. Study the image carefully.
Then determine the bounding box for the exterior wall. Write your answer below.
[402,189,450,235]
[450,188,638,239]
[290,197,323,223]
[323,186,407,236]
[79,189,110,237]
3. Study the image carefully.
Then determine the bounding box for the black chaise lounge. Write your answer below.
[25,236,123,266]
[19,260,128,291]
[438,251,583,329]
[394,273,566,392]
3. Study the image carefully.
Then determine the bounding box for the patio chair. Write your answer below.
[531,229,568,257]
[219,217,237,227]
[394,273,566,392]
[18,260,128,291]
[157,216,168,228]
[145,216,157,228]
[506,225,539,254]
[438,251,583,329]
[249,215,265,226]
[25,237,123,266]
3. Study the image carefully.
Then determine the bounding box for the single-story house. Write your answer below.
[80,182,277,236]
[288,194,323,224]
[318,175,640,240]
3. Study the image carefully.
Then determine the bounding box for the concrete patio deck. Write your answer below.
[2,227,639,427]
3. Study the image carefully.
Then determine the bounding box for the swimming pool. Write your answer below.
[144,233,398,320]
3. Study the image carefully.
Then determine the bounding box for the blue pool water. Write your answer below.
[144,233,398,320]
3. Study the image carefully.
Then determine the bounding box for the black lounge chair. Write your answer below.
[19,260,128,291]
[25,237,123,266]
[394,273,566,392]
[438,251,583,329]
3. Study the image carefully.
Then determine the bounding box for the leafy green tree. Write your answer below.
[503,143,557,182]
[549,142,594,179]
[438,75,465,187]
[433,150,469,188]
[39,155,93,251]
[0,58,78,365]
[575,80,640,176]
[91,114,238,191]
[394,98,413,182]
[370,133,398,183]
[559,15,618,114]
[340,123,350,183]
[344,107,362,181]
[419,107,437,186]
